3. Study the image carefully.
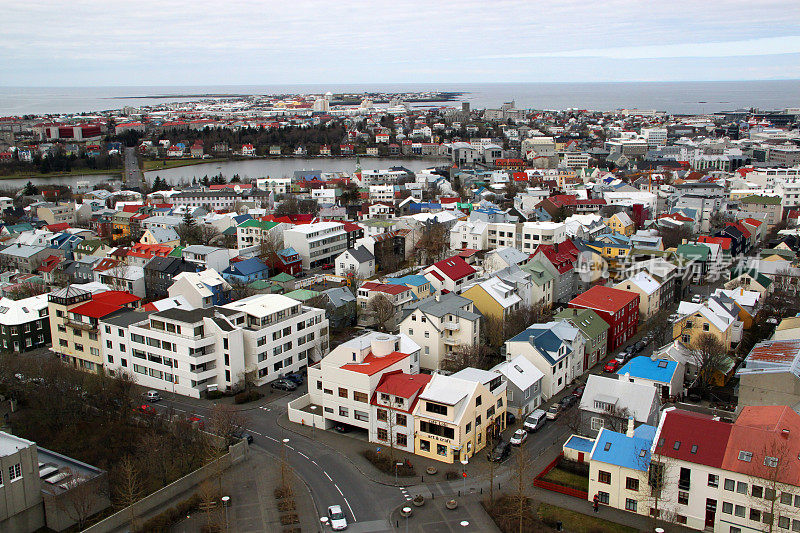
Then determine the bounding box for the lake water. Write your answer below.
[2,80,798,116]
[0,157,445,189]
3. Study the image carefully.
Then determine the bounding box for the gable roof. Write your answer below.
[490,355,544,392]
[580,374,658,422]
[427,255,476,281]
[569,285,638,314]
[654,408,732,468]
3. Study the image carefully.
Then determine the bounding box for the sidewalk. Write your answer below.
[389,493,500,532]
[171,450,318,533]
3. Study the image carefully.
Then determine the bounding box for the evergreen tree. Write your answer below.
[22,181,39,196]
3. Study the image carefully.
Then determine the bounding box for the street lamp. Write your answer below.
[402,506,412,533]
[221,495,230,532]
[320,516,329,529]
[460,456,468,495]
[460,520,470,527]
[310,405,317,439]
[395,461,404,486]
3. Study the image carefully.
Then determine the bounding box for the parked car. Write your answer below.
[333,424,352,433]
[488,440,511,462]
[188,416,205,429]
[509,429,528,446]
[232,428,254,444]
[506,412,516,425]
[524,409,547,432]
[633,340,647,353]
[327,505,348,530]
[604,359,621,373]
[271,378,297,391]
[144,390,162,402]
[691,294,702,303]
[546,403,562,420]
[284,372,304,385]
[615,353,627,365]
[134,404,156,415]
[572,385,585,398]
[321,263,334,270]
[560,395,577,409]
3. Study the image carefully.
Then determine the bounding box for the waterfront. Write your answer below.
[0,157,446,189]
[2,80,799,116]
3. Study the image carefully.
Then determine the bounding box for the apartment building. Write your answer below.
[450,220,489,250]
[298,332,421,432]
[399,292,481,371]
[256,177,291,194]
[49,285,140,373]
[0,432,44,532]
[236,219,280,254]
[0,294,49,353]
[181,245,231,273]
[413,371,506,464]
[371,371,432,454]
[518,221,567,251]
[462,277,522,321]
[672,296,743,352]
[423,256,478,295]
[36,202,76,226]
[283,221,347,269]
[103,294,328,397]
[569,286,639,353]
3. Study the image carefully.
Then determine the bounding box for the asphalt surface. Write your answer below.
[123,147,143,188]
[152,393,402,532]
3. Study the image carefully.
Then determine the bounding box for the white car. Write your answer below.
[691,294,702,303]
[328,505,347,530]
[509,428,528,446]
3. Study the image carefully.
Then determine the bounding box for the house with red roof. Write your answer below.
[295,331,421,435]
[569,285,639,351]
[37,254,64,285]
[357,281,414,328]
[532,240,579,303]
[241,143,256,156]
[423,256,477,295]
[370,371,432,453]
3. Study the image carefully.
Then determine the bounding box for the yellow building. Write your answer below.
[112,211,134,240]
[672,301,741,352]
[413,371,506,464]
[605,212,635,236]
[461,277,521,321]
[49,286,140,373]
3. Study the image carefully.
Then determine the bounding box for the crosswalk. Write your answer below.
[399,486,413,502]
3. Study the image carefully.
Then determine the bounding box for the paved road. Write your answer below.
[153,393,403,532]
[123,147,143,188]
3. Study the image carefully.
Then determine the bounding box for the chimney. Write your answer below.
[626,416,635,438]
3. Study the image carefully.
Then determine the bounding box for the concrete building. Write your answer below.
[0,432,43,532]
[36,203,76,226]
[736,339,800,408]
[283,221,347,269]
[0,294,49,353]
[399,292,481,371]
[490,355,544,419]
[579,374,660,437]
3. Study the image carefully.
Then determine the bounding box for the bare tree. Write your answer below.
[658,224,694,250]
[642,447,677,529]
[344,268,366,296]
[208,403,250,445]
[258,227,284,272]
[690,333,727,393]
[115,455,143,531]
[441,343,493,373]
[49,468,106,530]
[508,447,534,533]
[367,293,395,332]
[413,222,449,265]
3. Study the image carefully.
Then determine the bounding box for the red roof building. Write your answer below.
[423,256,477,294]
[569,285,639,351]
[654,408,732,468]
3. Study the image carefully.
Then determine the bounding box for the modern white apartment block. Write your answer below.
[292,331,421,431]
[256,177,291,194]
[283,221,347,269]
[518,221,567,250]
[102,294,328,398]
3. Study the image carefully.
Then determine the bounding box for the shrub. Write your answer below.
[234,390,263,404]
[206,390,224,400]
[445,469,460,481]
[280,513,299,525]
[135,493,202,533]
[278,499,296,511]
[361,449,416,476]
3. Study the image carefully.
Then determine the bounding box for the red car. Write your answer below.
[135,404,156,415]
[188,416,205,429]
[321,264,334,270]
[603,360,621,373]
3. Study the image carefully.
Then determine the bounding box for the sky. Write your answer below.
[2,0,800,86]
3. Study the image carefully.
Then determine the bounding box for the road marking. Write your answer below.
[343,497,356,521]
[323,471,332,481]
[286,445,294,450]
[174,408,185,412]
[335,484,343,496]
[248,430,262,436]
[265,436,278,442]
[298,452,309,459]
[311,460,318,466]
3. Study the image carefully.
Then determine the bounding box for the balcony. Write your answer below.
[442,321,460,331]
[65,318,96,332]
[443,337,459,346]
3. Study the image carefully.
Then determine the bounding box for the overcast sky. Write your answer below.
[2,0,800,86]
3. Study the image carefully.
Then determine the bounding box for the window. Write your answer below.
[625,498,637,512]
[734,505,746,518]
[678,491,689,505]
[8,463,21,482]
[476,395,482,407]
[626,477,639,491]
[419,439,430,452]
[708,474,719,488]
[781,492,793,505]
[724,478,735,491]
[737,481,748,494]
[377,409,387,421]
[750,509,762,522]
[765,456,779,468]
[673,440,681,450]
[425,402,447,415]
[436,444,447,456]
[338,406,348,417]
[752,485,764,498]
[397,434,407,447]
[353,391,368,403]
[793,519,800,532]
[676,515,687,525]
[598,470,611,484]
[722,502,733,514]
[377,428,388,441]
[591,417,605,431]
[338,387,348,399]
[396,414,407,426]
[739,450,753,462]
[597,491,609,504]
[780,517,790,530]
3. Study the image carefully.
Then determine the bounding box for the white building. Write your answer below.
[283,222,347,269]
[335,246,375,279]
[168,269,231,309]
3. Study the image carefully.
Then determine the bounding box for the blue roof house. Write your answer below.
[222,257,269,284]
[617,356,683,397]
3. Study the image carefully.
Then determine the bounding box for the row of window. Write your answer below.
[1,321,44,335]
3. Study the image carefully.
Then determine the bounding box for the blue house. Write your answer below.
[617,356,682,397]
[588,424,657,487]
[222,257,269,284]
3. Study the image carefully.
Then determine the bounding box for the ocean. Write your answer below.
[1,81,798,116]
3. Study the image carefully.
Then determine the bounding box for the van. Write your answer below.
[144,390,162,402]
[524,409,547,432]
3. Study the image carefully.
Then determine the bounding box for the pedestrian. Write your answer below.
[593,494,599,513]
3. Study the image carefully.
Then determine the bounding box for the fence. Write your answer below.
[80,440,249,533]
[532,453,589,500]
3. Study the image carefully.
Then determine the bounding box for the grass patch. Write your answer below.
[482,495,544,533]
[538,503,638,533]
[361,449,416,476]
[143,158,226,171]
[540,465,589,492]
[0,168,122,180]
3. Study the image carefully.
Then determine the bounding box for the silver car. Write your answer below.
[328,505,347,530]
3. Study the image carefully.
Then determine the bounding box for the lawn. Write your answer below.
[144,158,226,171]
[0,167,122,180]
[541,465,590,492]
[538,503,639,533]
